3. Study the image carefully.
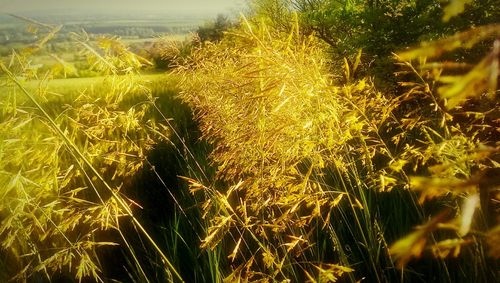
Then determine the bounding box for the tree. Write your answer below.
[196,14,234,43]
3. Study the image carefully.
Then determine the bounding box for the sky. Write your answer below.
[0,0,247,15]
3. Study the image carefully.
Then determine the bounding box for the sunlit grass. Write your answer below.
[1,4,498,282]
[0,23,186,281]
[176,14,499,282]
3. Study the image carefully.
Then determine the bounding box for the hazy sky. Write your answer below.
[0,0,246,14]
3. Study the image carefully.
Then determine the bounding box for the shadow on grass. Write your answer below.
[96,78,219,282]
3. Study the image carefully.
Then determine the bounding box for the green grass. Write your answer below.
[1,72,168,101]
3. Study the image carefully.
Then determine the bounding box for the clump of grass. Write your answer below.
[178,16,382,281]
[177,14,499,282]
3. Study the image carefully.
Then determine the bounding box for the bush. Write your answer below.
[145,37,194,70]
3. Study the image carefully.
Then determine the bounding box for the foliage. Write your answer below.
[250,0,498,89]
[196,14,235,43]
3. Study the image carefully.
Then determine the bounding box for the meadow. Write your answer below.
[0,1,499,282]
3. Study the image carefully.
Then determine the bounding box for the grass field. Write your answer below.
[1,72,168,99]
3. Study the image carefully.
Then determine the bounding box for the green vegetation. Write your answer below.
[0,1,499,282]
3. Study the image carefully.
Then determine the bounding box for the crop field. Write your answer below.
[0,1,499,282]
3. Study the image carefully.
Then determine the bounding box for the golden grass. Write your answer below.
[178,16,499,282]
[1,8,498,283]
